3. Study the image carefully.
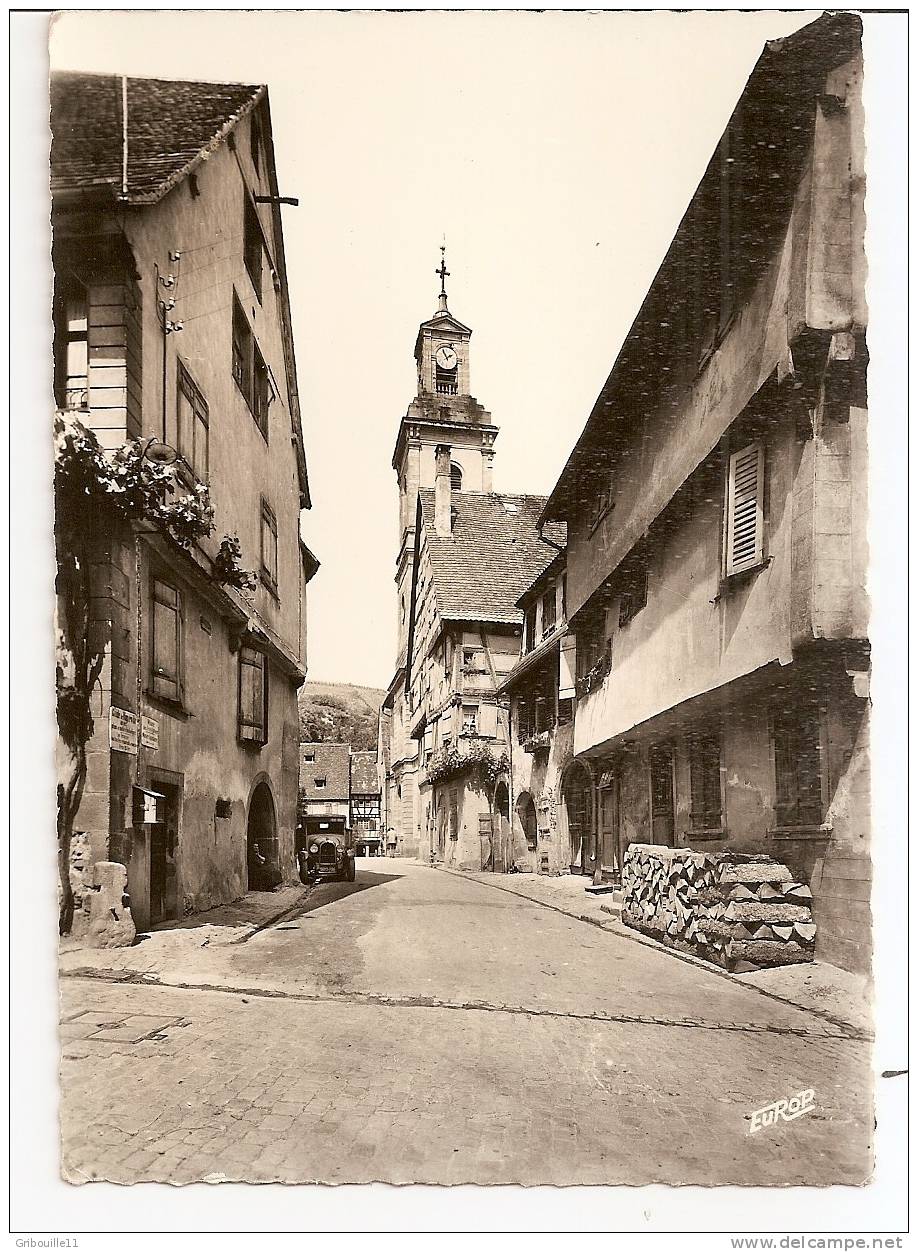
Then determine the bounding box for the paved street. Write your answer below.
[60,860,872,1186]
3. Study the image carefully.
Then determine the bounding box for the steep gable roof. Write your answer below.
[299,742,350,802]
[50,71,263,203]
[417,490,566,626]
[350,751,380,795]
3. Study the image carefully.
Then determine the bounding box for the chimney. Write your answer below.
[434,444,452,536]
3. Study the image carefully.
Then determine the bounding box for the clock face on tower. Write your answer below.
[435,344,458,371]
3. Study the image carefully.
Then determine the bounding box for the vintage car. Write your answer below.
[301,820,356,883]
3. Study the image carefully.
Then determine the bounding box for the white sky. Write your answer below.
[50,9,818,689]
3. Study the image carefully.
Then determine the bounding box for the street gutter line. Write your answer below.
[59,970,868,1041]
[431,865,870,1041]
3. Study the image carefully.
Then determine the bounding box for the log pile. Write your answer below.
[621,844,815,971]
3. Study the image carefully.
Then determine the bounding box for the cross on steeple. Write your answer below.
[436,243,450,313]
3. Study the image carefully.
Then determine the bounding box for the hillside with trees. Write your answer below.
[298,681,385,750]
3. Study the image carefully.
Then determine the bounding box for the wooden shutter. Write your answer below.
[151,579,182,702]
[238,646,268,744]
[725,442,765,576]
[478,702,497,739]
[559,633,577,699]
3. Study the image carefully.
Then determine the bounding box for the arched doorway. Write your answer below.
[516,792,538,852]
[492,780,510,873]
[247,779,279,890]
[562,761,594,875]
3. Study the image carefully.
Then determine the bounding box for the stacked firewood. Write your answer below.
[621,844,815,971]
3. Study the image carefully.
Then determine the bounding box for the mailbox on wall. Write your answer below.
[132,786,165,825]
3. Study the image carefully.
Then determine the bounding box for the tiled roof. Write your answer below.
[299,743,351,802]
[50,72,262,202]
[350,751,380,795]
[418,490,566,625]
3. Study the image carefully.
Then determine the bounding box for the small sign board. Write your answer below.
[141,715,159,750]
[109,707,139,754]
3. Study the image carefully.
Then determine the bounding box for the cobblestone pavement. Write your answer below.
[60,859,872,1186]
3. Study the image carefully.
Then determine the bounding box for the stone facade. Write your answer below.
[503,15,870,971]
[52,77,315,935]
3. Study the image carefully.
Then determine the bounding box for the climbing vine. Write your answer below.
[426,740,509,791]
[54,416,218,934]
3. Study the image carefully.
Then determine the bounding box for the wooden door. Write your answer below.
[599,781,621,881]
[649,743,675,845]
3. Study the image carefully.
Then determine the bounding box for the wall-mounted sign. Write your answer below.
[141,715,159,750]
[109,707,139,754]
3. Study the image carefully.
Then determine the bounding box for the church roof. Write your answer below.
[417,490,567,626]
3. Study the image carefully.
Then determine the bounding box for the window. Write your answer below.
[619,564,648,627]
[232,295,252,398]
[524,604,537,653]
[450,462,463,492]
[260,500,278,595]
[238,645,268,744]
[772,702,825,827]
[314,777,327,789]
[516,696,531,742]
[253,342,271,437]
[250,110,262,175]
[244,197,263,301]
[560,573,567,622]
[462,704,479,736]
[232,293,271,438]
[53,277,88,410]
[150,578,184,703]
[725,442,765,576]
[176,361,209,481]
[689,731,723,830]
[576,614,605,680]
[443,635,453,679]
[303,751,315,763]
[541,587,557,638]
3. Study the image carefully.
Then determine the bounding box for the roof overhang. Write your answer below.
[496,633,561,696]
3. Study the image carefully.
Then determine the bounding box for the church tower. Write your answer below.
[391,248,499,659]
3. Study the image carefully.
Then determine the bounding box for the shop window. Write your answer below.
[238,646,268,744]
[53,276,88,411]
[150,578,184,704]
[176,360,209,482]
[260,499,278,595]
[772,703,825,827]
[688,731,723,830]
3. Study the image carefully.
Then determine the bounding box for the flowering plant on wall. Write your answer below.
[427,740,509,791]
[213,533,257,592]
